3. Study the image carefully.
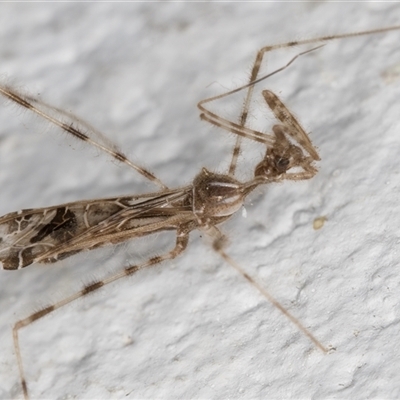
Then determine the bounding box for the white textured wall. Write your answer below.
[0,3,400,399]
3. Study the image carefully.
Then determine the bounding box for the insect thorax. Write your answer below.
[192,168,245,221]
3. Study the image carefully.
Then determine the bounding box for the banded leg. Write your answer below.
[198,25,400,177]
[206,225,328,353]
[197,48,315,149]
[0,85,167,189]
[13,231,189,400]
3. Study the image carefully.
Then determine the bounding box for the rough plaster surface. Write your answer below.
[0,3,400,400]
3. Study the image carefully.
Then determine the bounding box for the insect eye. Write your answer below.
[275,157,290,172]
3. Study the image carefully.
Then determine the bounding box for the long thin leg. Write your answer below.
[199,25,400,176]
[229,25,400,175]
[197,47,317,149]
[198,58,321,163]
[13,231,189,400]
[0,85,167,190]
[206,226,328,353]
[218,247,328,352]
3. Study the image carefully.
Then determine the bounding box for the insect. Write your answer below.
[1,25,399,399]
